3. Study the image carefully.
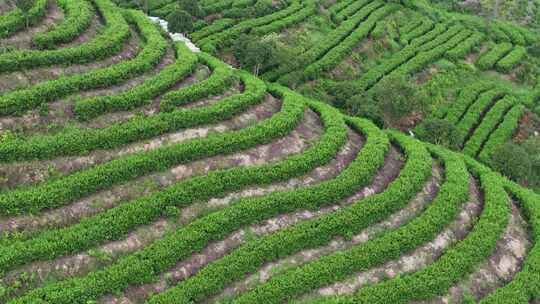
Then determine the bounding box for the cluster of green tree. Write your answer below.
[430,0,537,27]
[166,0,201,32]
[163,0,285,33]
[328,74,428,130]
[232,34,283,76]
[490,138,540,189]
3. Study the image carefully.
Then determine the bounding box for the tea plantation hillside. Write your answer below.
[122,0,540,189]
[0,0,539,303]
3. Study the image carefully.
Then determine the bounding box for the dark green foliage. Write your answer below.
[491,142,532,182]
[522,138,540,186]
[178,0,202,17]
[415,118,463,150]
[14,0,35,28]
[345,93,384,128]
[233,34,277,76]
[167,9,193,32]
[370,74,427,127]
[251,0,276,17]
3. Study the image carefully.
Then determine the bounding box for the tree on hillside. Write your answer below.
[370,74,427,128]
[415,118,464,150]
[233,35,277,76]
[139,0,149,13]
[491,142,532,183]
[251,0,276,17]
[14,0,34,28]
[167,9,193,33]
[178,0,202,18]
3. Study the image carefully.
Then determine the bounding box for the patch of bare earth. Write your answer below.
[0,1,14,14]
[515,111,540,143]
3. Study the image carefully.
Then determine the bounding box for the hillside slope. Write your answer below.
[0,0,538,304]
[137,0,540,187]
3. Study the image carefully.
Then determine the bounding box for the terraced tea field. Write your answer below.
[0,0,539,303]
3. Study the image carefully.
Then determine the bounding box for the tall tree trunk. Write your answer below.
[493,0,501,18]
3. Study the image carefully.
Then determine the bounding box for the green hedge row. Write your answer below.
[0,0,48,39]
[251,2,317,36]
[328,0,358,18]
[496,21,526,45]
[311,150,510,304]
[446,31,485,60]
[354,23,449,91]
[31,0,94,49]
[159,52,237,112]
[399,18,423,37]
[0,68,257,163]
[0,61,254,162]
[264,0,383,82]
[463,95,517,157]
[480,182,540,303]
[291,0,386,78]
[202,0,255,16]
[0,0,130,72]
[479,104,525,163]
[523,77,540,108]
[303,4,397,80]
[73,42,198,121]
[399,19,433,44]
[414,24,464,52]
[148,2,176,18]
[304,5,399,79]
[7,88,349,304]
[333,0,373,23]
[200,0,256,16]
[393,28,471,76]
[444,81,494,124]
[201,0,235,15]
[190,18,236,42]
[199,1,303,53]
[456,88,506,146]
[228,134,462,304]
[147,0,172,11]
[0,73,271,215]
[0,9,166,116]
[476,42,514,70]
[146,128,435,304]
[0,90,311,279]
[496,45,527,73]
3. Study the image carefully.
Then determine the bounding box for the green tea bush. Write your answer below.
[31,0,93,49]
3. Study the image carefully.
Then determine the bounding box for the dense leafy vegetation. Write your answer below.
[0,0,539,303]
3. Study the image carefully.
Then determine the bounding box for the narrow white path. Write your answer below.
[148,16,201,53]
